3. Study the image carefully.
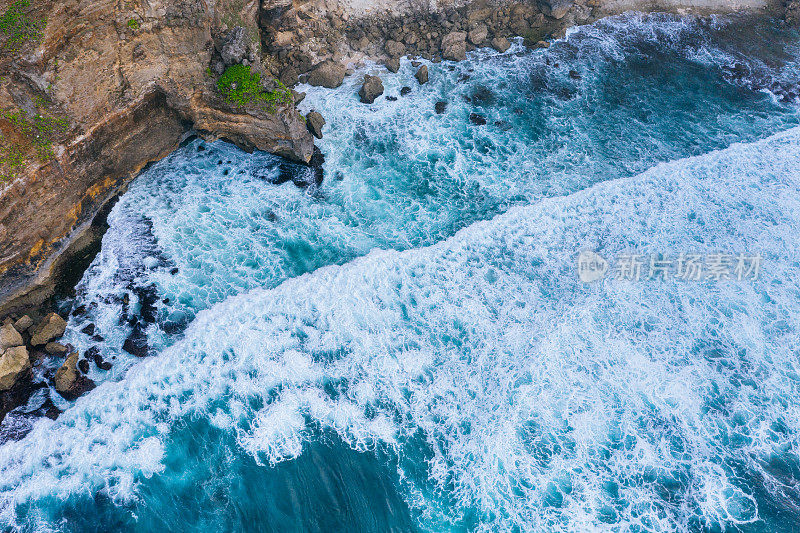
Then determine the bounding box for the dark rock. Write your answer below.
[122,325,149,358]
[306,111,326,139]
[87,347,112,371]
[400,86,412,96]
[359,74,385,104]
[569,69,581,80]
[386,96,398,101]
[415,65,429,84]
[280,66,299,87]
[435,101,448,114]
[469,113,487,125]
[80,323,96,336]
[170,267,179,275]
[77,358,90,374]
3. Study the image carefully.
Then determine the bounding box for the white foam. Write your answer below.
[2,124,800,530]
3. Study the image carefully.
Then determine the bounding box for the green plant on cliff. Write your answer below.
[0,0,46,52]
[0,145,24,182]
[127,18,140,30]
[216,64,292,113]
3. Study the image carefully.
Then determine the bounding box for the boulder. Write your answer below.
[54,352,96,400]
[384,57,400,73]
[435,101,448,114]
[491,37,511,53]
[308,60,347,88]
[14,315,33,331]
[415,65,429,85]
[0,346,30,391]
[30,313,67,346]
[400,86,412,96]
[468,24,488,45]
[385,40,406,58]
[0,323,23,351]
[220,27,248,67]
[45,342,70,356]
[306,111,325,139]
[359,75,384,104]
[442,32,467,61]
[55,352,78,394]
[540,0,574,19]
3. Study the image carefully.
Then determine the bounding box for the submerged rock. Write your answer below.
[122,325,149,358]
[306,111,326,139]
[435,101,448,114]
[359,75,385,104]
[469,113,487,125]
[30,313,67,347]
[308,60,347,89]
[0,346,30,392]
[400,87,412,96]
[415,65,429,85]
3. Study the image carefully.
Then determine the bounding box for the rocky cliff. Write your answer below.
[0,0,788,314]
[0,0,313,314]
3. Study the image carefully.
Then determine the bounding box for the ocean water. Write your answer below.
[2,12,800,532]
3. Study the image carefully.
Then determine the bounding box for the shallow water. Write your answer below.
[2,12,800,533]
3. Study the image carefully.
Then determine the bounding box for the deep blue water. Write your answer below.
[2,12,800,533]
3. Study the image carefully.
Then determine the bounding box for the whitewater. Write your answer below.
[2,11,800,533]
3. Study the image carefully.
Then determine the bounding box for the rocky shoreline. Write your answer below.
[0,0,793,435]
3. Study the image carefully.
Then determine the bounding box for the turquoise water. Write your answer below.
[2,12,800,532]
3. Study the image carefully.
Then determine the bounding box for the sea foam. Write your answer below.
[2,123,800,531]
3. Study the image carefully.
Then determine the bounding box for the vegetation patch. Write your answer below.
[0,0,46,52]
[216,64,292,113]
[127,18,140,31]
[0,103,69,181]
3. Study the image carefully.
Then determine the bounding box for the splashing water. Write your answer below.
[2,12,800,532]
